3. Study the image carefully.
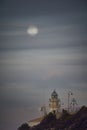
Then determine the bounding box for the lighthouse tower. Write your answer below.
[49,90,61,114]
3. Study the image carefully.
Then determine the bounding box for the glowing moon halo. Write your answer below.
[27,26,38,36]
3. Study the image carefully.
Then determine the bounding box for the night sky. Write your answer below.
[0,0,87,130]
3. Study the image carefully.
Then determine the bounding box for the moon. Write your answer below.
[27,26,38,36]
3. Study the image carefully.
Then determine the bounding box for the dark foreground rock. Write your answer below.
[18,106,87,130]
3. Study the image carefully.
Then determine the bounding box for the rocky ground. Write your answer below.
[18,106,87,130]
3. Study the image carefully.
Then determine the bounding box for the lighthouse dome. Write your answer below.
[51,90,58,98]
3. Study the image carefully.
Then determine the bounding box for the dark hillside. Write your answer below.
[18,106,87,130]
[33,106,87,130]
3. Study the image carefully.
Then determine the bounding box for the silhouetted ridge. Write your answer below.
[68,105,87,130]
[75,105,87,117]
[40,112,56,124]
[36,112,57,129]
[18,106,87,130]
[60,109,71,120]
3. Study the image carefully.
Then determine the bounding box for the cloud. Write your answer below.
[0,14,87,50]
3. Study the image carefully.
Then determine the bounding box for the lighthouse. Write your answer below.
[49,90,61,114]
